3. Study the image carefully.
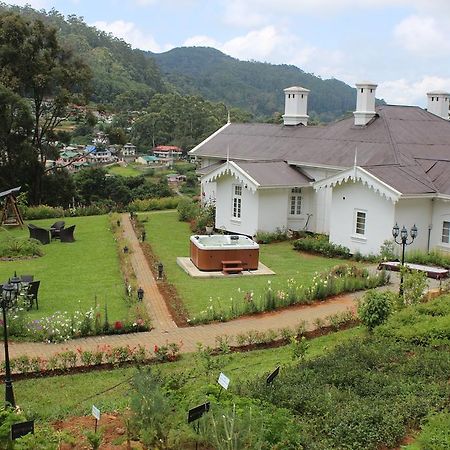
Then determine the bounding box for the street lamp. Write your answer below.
[1,279,17,408]
[137,287,144,302]
[392,223,418,296]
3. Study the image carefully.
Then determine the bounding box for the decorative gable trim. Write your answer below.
[313,166,402,203]
[202,161,260,192]
[189,122,231,155]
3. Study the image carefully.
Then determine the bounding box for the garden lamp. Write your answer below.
[137,287,144,301]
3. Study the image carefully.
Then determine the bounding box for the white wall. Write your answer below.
[258,189,289,234]
[394,198,432,253]
[430,198,450,253]
[215,174,259,236]
[302,167,338,234]
[329,180,395,255]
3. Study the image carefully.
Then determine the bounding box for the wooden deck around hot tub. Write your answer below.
[190,241,259,271]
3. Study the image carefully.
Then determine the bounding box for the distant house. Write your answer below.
[153,145,183,160]
[122,143,136,156]
[136,155,160,165]
[85,145,115,164]
[167,173,187,183]
[190,83,450,256]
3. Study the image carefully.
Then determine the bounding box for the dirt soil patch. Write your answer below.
[54,413,142,450]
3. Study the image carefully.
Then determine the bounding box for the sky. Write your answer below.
[6,0,450,106]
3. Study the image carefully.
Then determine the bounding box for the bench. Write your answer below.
[222,260,243,274]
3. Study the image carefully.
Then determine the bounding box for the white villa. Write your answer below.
[189,83,450,256]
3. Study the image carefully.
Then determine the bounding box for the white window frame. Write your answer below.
[354,209,367,237]
[231,184,242,220]
[289,187,302,216]
[442,220,450,244]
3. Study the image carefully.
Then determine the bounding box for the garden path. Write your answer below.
[3,215,440,363]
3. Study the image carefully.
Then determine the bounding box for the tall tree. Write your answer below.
[0,12,91,203]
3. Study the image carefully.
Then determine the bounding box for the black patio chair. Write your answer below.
[60,225,76,243]
[27,224,50,245]
[20,275,34,284]
[26,280,40,310]
[50,221,65,240]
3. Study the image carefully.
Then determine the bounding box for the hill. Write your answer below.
[147,46,373,122]
[0,4,166,109]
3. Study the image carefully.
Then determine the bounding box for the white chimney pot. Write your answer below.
[354,81,377,126]
[283,86,310,126]
[426,91,450,120]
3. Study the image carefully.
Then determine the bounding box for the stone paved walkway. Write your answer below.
[3,214,440,362]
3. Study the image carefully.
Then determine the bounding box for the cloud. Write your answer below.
[378,76,450,105]
[394,15,450,57]
[92,20,163,52]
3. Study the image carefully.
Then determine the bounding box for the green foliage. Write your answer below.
[177,197,199,222]
[128,197,180,212]
[290,335,309,361]
[358,290,393,331]
[400,266,428,307]
[130,369,171,447]
[150,46,363,122]
[85,430,102,450]
[380,239,397,260]
[14,425,62,450]
[245,336,450,450]
[255,228,289,244]
[0,234,43,258]
[293,234,351,258]
[414,412,450,449]
[407,249,450,269]
[376,294,450,346]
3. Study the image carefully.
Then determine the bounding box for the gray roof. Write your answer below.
[191,105,450,195]
[235,161,312,187]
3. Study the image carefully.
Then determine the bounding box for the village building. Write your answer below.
[190,83,450,255]
[135,155,160,166]
[152,145,183,160]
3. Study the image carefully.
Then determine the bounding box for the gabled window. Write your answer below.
[355,210,366,236]
[290,187,302,215]
[442,221,450,244]
[232,184,242,219]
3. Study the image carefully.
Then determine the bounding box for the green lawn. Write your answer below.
[107,163,143,177]
[143,211,345,318]
[0,216,127,322]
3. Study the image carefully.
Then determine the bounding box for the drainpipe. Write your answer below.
[428,198,435,253]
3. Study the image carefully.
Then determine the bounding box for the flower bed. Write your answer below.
[189,265,389,324]
[1,340,183,377]
[3,302,151,343]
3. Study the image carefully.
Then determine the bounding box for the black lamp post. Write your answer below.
[141,230,146,242]
[157,262,164,280]
[392,223,418,296]
[137,287,144,301]
[1,279,17,408]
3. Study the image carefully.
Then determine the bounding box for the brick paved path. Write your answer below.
[3,214,436,362]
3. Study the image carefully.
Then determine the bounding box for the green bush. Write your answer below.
[128,197,179,212]
[22,204,65,220]
[255,228,288,244]
[358,290,393,331]
[293,235,351,258]
[177,197,199,222]
[0,236,43,258]
[407,249,450,269]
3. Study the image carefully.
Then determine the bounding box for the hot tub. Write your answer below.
[190,234,259,271]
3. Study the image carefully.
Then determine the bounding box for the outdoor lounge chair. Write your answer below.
[50,220,65,239]
[26,280,40,310]
[60,225,76,243]
[27,224,50,245]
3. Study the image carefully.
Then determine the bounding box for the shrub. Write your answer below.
[177,197,198,222]
[358,290,393,331]
[414,412,450,449]
[255,228,289,244]
[128,197,179,212]
[400,266,428,307]
[407,249,450,269]
[293,235,351,258]
[0,236,43,258]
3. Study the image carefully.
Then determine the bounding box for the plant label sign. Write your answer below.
[187,401,210,423]
[218,372,230,390]
[92,405,101,421]
[11,420,34,440]
[266,366,280,385]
